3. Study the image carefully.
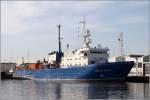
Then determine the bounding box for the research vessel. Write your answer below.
[15,20,134,81]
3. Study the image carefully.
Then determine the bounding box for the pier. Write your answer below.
[126,76,149,83]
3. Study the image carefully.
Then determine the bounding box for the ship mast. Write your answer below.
[118,32,124,61]
[57,24,62,66]
[58,24,62,55]
[80,17,92,48]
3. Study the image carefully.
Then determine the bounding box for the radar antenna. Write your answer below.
[80,17,92,48]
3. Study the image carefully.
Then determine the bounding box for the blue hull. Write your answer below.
[15,61,134,80]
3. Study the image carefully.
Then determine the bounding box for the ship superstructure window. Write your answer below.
[143,55,150,62]
[138,63,142,68]
[80,51,85,54]
[90,50,107,54]
[84,53,87,56]
[91,61,95,64]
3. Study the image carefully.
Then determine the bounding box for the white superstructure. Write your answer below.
[60,47,109,68]
[48,51,58,65]
[48,19,109,68]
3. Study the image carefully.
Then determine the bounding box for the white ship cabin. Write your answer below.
[48,20,109,68]
[48,51,59,65]
[60,47,109,68]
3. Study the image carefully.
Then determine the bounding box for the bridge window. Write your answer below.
[138,63,142,68]
[91,61,95,64]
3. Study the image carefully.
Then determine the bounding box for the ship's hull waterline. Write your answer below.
[15,61,134,81]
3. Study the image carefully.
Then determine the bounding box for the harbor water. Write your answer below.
[0,80,149,100]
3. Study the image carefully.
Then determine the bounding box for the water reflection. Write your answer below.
[0,80,149,100]
[87,82,129,99]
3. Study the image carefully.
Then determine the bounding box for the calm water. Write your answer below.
[0,80,149,100]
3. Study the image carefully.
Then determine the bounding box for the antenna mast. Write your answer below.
[57,24,62,67]
[118,32,124,59]
[80,17,92,48]
[58,24,62,54]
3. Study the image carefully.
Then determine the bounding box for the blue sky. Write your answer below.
[1,1,149,62]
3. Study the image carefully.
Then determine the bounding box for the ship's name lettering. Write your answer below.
[95,70,111,72]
